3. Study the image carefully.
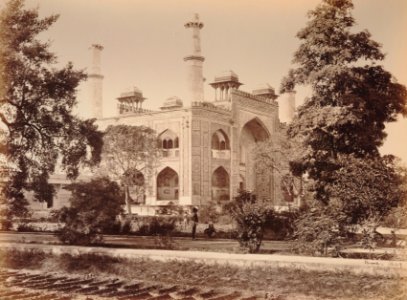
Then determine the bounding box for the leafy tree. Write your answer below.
[56,177,124,245]
[224,191,273,253]
[100,125,161,216]
[0,0,103,223]
[280,0,406,224]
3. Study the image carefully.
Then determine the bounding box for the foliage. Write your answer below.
[100,125,161,216]
[135,217,177,236]
[327,155,405,225]
[224,191,273,253]
[58,253,121,273]
[199,200,220,224]
[381,162,407,228]
[281,0,406,202]
[292,203,342,256]
[0,248,46,269]
[55,177,124,245]
[254,133,308,204]
[264,211,298,240]
[280,0,407,247]
[0,0,103,222]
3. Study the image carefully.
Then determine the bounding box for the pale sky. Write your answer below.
[18,0,407,163]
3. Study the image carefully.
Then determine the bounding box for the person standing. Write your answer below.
[191,207,198,239]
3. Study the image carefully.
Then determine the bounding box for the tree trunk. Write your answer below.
[125,185,132,217]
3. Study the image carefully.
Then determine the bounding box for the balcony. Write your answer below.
[211,149,230,159]
[162,149,180,159]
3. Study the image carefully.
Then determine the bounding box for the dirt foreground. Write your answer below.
[0,247,406,300]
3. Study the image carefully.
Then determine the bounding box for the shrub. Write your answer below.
[264,211,298,240]
[55,177,124,245]
[291,204,342,256]
[136,217,176,236]
[17,222,37,232]
[0,248,47,269]
[199,201,221,224]
[224,191,273,253]
[58,253,122,273]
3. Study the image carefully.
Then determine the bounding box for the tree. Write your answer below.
[254,131,305,204]
[101,125,161,216]
[0,0,103,223]
[280,0,406,221]
[56,177,124,245]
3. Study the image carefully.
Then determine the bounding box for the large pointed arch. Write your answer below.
[211,166,230,201]
[157,167,179,200]
[239,117,271,194]
[241,117,270,142]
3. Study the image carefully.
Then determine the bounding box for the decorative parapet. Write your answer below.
[232,89,278,106]
[191,101,231,113]
[116,104,155,115]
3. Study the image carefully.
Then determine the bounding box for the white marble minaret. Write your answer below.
[88,44,104,119]
[184,14,205,105]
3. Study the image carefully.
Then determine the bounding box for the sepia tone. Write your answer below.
[1,1,407,300]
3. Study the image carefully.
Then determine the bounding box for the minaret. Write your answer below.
[278,91,296,123]
[184,14,205,105]
[88,44,104,119]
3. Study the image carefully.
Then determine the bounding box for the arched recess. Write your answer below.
[239,117,271,194]
[211,166,230,201]
[158,129,179,149]
[157,167,179,200]
[241,117,270,142]
[211,129,230,150]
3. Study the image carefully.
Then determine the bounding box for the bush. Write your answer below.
[264,211,298,240]
[291,205,342,256]
[55,177,124,245]
[136,217,176,236]
[224,191,273,253]
[199,201,221,224]
[58,253,122,273]
[0,248,47,269]
[17,222,37,232]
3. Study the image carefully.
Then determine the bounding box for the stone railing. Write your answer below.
[162,149,180,159]
[211,149,231,159]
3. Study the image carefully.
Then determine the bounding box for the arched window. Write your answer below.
[158,129,179,149]
[167,139,173,149]
[157,167,179,200]
[211,130,230,150]
[211,166,230,201]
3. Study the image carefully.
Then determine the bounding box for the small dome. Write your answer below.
[252,83,278,100]
[213,70,239,83]
[119,86,143,99]
[160,96,183,110]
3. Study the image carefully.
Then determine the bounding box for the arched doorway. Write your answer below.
[239,118,270,196]
[211,166,230,201]
[157,167,179,200]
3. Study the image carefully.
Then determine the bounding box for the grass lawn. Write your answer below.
[0,248,405,300]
